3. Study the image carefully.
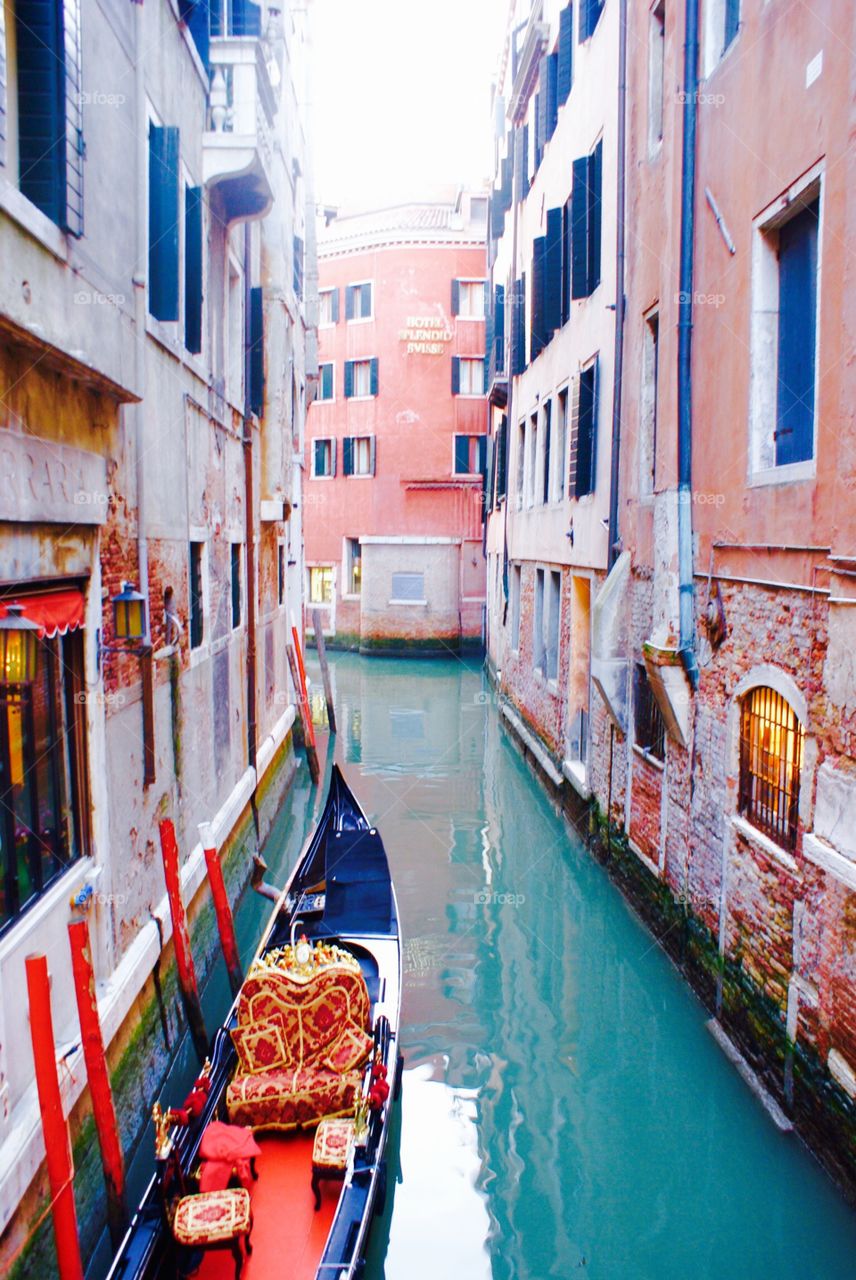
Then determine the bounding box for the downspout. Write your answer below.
[677,0,700,688]
[133,3,149,626]
[243,224,258,779]
[606,0,627,571]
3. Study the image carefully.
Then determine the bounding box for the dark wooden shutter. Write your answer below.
[370,358,379,396]
[293,235,304,298]
[16,0,66,226]
[314,439,325,476]
[148,125,180,321]
[451,279,460,315]
[330,288,340,322]
[369,436,377,476]
[62,0,84,235]
[184,186,203,354]
[497,416,508,500]
[454,435,469,474]
[514,125,529,201]
[231,0,261,36]
[571,155,590,300]
[248,285,264,415]
[545,207,563,337]
[545,51,558,142]
[534,91,543,171]
[558,3,573,104]
[495,284,505,372]
[567,374,582,495]
[561,197,572,324]
[530,237,546,362]
[775,200,818,466]
[321,363,333,400]
[580,0,603,41]
[180,0,210,69]
[451,356,461,395]
[345,285,355,320]
[344,360,354,398]
[575,358,598,496]
[512,275,527,375]
[724,0,740,49]
[543,406,551,504]
[330,438,337,476]
[343,437,354,476]
[587,139,603,292]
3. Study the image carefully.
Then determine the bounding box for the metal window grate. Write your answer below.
[634,663,666,761]
[739,687,804,850]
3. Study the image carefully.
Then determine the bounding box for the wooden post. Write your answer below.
[158,819,209,1063]
[67,920,128,1249]
[312,609,337,733]
[25,955,84,1280]
[287,642,320,784]
[199,822,243,998]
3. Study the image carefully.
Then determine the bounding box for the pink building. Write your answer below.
[305,193,488,654]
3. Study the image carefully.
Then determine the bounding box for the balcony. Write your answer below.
[510,4,549,123]
[203,34,277,222]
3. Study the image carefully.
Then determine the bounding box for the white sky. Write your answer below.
[309,0,508,211]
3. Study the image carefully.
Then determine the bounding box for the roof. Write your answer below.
[318,197,488,256]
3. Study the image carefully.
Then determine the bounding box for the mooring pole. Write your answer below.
[198,822,243,998]
[287,642,320,784]
[67,920,128,1249]
[312,609,337,732]
[158,818,209,1063]
[25,954,84,1280]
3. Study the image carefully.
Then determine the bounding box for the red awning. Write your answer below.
[0,589,86,638]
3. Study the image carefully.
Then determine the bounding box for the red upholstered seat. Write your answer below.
[312,1118,355,1171]
[227,1065,362,1131]
[172,1187,251,1247]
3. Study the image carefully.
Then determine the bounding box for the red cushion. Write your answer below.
[172,1188,251,1246]
[226,1067,359,1131]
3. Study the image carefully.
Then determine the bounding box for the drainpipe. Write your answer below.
[677,0,700,689]
[243,224,258,778]
[133,3,149,629]
[500,132,521,628]
[606,0,627,572]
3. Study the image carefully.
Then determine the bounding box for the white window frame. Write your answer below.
[457,279,487,320]
[317,361,335,402]
[188,531,211,669]
[308,564,335,606]
[747,164,822,488]
[640,307,659,499]
[553,383,569,504]
[350,358,375,400]
[347,279,374,323]
[318,288,337,327]
[343,537,362,597]
[457,356,486,397]
[702,0,740,78]
[350,435,374,477]
[311,436,336,479]
[510,563,521,652]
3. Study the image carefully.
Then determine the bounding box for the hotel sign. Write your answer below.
[0,431,109,525]
[399,316,453,355]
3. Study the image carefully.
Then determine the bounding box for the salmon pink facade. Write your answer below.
[305,195,488,654]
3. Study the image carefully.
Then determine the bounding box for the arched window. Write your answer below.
[738,687,804,849]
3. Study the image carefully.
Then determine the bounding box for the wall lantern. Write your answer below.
[112,582,147,643]
[0,604,40,684]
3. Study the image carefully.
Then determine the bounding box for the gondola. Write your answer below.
[108,764,402,1280]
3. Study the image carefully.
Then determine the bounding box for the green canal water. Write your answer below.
[113,654,856,1280]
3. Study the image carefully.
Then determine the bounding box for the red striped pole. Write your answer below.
[287,642,320,784]
[67,921,128,1249]
[199,823,243,998]
[25,954,84,1280]
[158,819,209,1063]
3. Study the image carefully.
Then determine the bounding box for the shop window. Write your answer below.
[739,686,804,850]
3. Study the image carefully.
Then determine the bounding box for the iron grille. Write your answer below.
[739,687,804,850]
[634,662,666,762]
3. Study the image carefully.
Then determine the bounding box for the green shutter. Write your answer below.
[545,51,558,141]
[62,0,84,235]
[331,288,340,322]
[558,4,573,104]
[345,285,355,320]
[343,437,354,476]
[314,439,325,476]
[16,0,66,226]
[576,358,598,497]
[545,207,562,337]
[320,363,333,400]
[530,236,546,361]
[370,358,379,396]
[497,416,508,500]
[454,435,470,474]
[361,282,372,316]
[571,155,590,300]
[451,356,460,395]
[184,186,203,354]
[369,436,377,476]
[587,140,603,292]
[180,0,210,68]
[344,361,354,398]
[293,235,304,298]
[451,279,460,315]
[149,124,180,321]
[249,286,264,415]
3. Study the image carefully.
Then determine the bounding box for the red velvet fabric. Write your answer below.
[198,1121,261,1192]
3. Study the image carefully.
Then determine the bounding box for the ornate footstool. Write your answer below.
[311,1117,355,1210]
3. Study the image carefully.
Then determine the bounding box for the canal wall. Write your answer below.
[2,730,298,1280]
[487,657,856,1206]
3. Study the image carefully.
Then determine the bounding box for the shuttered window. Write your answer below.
[571,140,603,299]
[180,0,210,68]
[317,362,334,402]
[514,124,528,202]
[343,435,376,477]
[511,274,527,375]
[454,435,487,476]
[545,51,558,142]
[544,207,563,338]
[312,438,336,478]
[248,285,264,416]
[452,357,485,396]
[561,198,572,324]
[293,235,304,299]
[184,186,203,354]
[568,359,599,498]
[345,282,373,320]
[530,236,546,362]
[189,541,205,649]
[148,124,180,321]
[496,416,508,501]
[558,3,574,104]
[724,0,740,51]
[319,288,340,325]
[775,199,818,467]
[493,284,505,373]
[579,0,604,41]
[452,280,486,318]
[344,358,378,398]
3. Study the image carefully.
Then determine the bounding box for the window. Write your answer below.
[0,626,88,931]
[579,0,604,42]
[634,663,666,762]
[739,687,804,850]
[344,358,378,398]
[346,539,362,594]
[640,312,659,495]
[452,280,487,319]
[750,189,820,475]
[248,286,264,416]
[230,543,242,629]
[345,282,373,321]
[546,571,561,680]
[649,1,665,151]
[525,412,538,508]
[312,438,336,478]
[277,543,285,605]
[571,139,603,299]
[558,3,573,105]
[309,567,333,605]
[343,435,376,477]
[555,389,568,501]
[391,572,424,603]
[319,288,340,325]
[516,419,526,505]
[11,0,83,232]
[496,416,508,503]
[533,569,545,672]
[149,125,180,320]
[541,400,552,505]
[184,186,204,353]
[293,235,304,299]
[452,357,486,396]
[569,358,599,498]
[703,0,739,74]
[510,564,521,650]
[189,541,204,649]
[454,435,487,476]
[318,363,334,402]
[227,257,244,404]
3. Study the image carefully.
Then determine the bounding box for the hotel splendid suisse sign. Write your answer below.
[399,315,453,355]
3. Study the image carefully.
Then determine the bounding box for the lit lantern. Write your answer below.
[0,604,40,684]
[111,582,147,643]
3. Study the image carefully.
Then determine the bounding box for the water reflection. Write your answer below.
[314,654,856,1280]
